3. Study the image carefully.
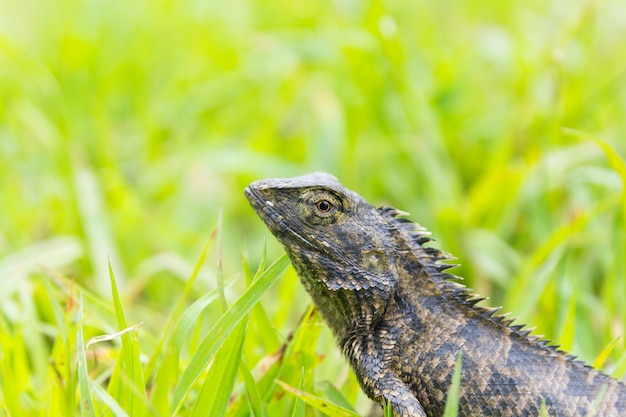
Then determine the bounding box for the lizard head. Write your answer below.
[245,172,398,336]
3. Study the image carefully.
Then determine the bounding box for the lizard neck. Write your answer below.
[289,251,390,343]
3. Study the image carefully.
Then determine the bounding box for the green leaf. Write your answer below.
[275,380,360,417]
[145,233,218,410]
[383,400,394,417]
[239,359,267,417]
[190,316,248,417]
[42,276,74,415]
[148,352,177,416]
[317,381,359,413]
[593,337,621,370]
[556,289,577,353]
[76,295,96,417]
[443,352,462,417]
[91,383,130,417]
[228,306,319,417]
[86,322,144,349]
[170,253,290,414]
[242,250,281,353]
[216,208,228,312]
[172,280,236,351]
[107,260,147,415]
[289,373,305,417]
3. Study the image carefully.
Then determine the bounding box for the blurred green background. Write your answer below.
[1,0,626,415]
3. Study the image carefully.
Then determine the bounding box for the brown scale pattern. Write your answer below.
[245,172,626,417]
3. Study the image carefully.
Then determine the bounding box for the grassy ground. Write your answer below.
[1,0,626,415]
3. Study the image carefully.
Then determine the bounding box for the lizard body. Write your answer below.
[244,172,626,416]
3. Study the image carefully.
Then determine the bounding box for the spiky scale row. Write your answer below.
[245,173,626,417]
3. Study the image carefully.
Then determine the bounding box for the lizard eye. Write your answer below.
[316,200,333,213]
[300,190,343,224]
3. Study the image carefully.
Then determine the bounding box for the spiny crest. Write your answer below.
[378,206,455,267]
[378,206,585,361]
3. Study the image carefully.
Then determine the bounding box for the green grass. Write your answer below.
[1,0,626,415]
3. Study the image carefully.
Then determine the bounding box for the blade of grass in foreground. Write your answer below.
[228,305,318,417]
[275,380,360,417]
[147,282,235,415]
[76,295,96,417]
[239,359,267,417]
[145,231,217,378]
[92,383,130,417]
[42,276,75,415]
[171,281,236,351]
[593,337,622,370]
[170,253,290,415]
[146,234,219,414]
[443,352,462,417]
[190,317,248,417]
[107,261,147,415]
[289,374,305,417]
[383,401,393,417]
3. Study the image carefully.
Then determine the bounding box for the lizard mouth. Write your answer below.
[243,186,257,205]
[244,185,287,233]
[244,186,316,250]
[243,186,268,215]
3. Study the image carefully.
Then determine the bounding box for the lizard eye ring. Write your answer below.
[304,190,342,223]
[316,200,333,213]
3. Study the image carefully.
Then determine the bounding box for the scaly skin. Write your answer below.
[244,172,626,417]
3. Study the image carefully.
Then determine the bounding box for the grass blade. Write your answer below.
[216,208,228,311]
[76,294,96,417]
[86,322,144,349]
[239,360,267,417]
[107,260,147,415]
[444,352,462,417]
[170,253,290,415]
[593,337,621,370]
[42,276,75,415]
[144,232,217,378]
[317,381,359,413]
[383,401,394,417]
[190,316,248,417]
[228,305,318,417]
[275,380,360,417]
[172,281,236,351]
[91,383,130,417]
[289,374,305,417]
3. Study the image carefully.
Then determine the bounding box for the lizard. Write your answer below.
[244,172,626,416]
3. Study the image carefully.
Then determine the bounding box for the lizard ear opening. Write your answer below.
[362,249,388,274]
